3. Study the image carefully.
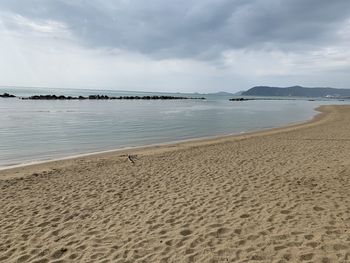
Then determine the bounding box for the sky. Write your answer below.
[0,0,350,93]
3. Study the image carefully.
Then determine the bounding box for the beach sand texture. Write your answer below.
[1,105,350,263]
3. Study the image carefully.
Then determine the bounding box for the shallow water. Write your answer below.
[0,87,347,167]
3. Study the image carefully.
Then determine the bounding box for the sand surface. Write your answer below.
[1,105,350,263]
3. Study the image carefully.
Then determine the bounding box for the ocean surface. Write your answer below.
[0,86,348,167]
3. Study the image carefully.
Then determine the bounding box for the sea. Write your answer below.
[0,86,348,168]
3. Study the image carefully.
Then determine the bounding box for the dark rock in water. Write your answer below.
[229,97,253,101]
[89,95,110,100]
[21,94,206,100]
[0,93,16,98]
[22,94,85,100]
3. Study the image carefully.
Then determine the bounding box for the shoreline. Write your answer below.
[0,105,325,172]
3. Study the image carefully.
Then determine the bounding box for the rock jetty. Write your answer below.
[21,95,206,100]
[0,93,16,98]
[229,97,253,101]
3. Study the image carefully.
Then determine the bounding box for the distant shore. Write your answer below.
[2,92,348,102]
[1,105,350,262]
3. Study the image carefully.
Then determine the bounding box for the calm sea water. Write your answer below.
[0,87,347,167]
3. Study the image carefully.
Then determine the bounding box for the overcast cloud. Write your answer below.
[0,0,350,92]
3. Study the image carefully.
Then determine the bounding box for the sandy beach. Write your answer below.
[1,105,350,263]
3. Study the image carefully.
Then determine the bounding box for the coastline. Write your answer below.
[0,105,324,172]
[1,105,350,262]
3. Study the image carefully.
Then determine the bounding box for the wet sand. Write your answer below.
[1,105,350,263]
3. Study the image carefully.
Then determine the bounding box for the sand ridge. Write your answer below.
[1,105,350,262]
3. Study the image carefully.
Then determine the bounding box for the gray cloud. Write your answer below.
[1,0,350,92]
[1,0,350,60]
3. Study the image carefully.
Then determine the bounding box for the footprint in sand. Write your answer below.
[313,206,325,211]
[180,229,192,236]
[299,253,314,261]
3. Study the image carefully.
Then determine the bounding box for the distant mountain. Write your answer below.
[207,91,234,96]
[242,86,350,97]
[232,90,244,96]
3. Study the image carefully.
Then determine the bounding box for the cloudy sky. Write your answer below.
[1,0,350,92]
